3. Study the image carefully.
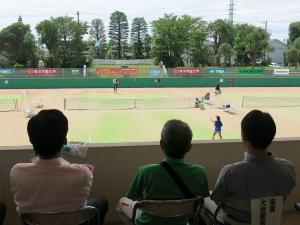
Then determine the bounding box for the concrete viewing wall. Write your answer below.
[0,138,299,225]
[1,77,300,89]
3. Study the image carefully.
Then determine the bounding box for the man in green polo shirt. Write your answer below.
[118,119,209,225]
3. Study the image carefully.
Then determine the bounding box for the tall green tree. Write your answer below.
[234,24,269,67]
[288,22,300,44]
[287,37,300,67]
[89,18,106,58]
[152,14,207,67]
[108,11,129,59]
[36,16,88,67]
[131,17,148,59]
[0,22,37,67]
[208,19,235,65]
[218,43,234,66]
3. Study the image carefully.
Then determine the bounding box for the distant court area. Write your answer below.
[0,87,300,146]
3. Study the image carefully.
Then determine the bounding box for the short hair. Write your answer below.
[27,109,68,158]
[161,120,193,159]
[241,110,276,149]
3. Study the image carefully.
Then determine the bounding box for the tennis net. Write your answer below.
[64,97,196,110]
[0,98,18,111]
[242,96,300,108]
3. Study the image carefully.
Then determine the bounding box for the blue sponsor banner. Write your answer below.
[208,68,226,74]
[149,68,162,77]
[0,68,14,75]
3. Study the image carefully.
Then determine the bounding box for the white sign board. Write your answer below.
[274,69,289,75]
[251,196,283,225]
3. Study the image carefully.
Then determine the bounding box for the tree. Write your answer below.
[234,24,269,67]
[36,16,88,67]
[152,14,207,68]
[89,18,106,58]
[208,19,235,65]
[218,43,234,66]
[143,34,152,59]
[288,22,300,44]
[286,47,299,67]
[108,11,129,59]
[131,17,148,59]
[0,22,37,67]
[286,37,300,67]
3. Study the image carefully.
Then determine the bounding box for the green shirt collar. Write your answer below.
[164,157,184,163]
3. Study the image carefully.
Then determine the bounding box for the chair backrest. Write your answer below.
[21,206,99,225]
[222,196,283,225]
[132,196,203,223]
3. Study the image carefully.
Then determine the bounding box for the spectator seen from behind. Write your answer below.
[10,109,108,224]
[205,110,296,223]
[118,119,209,225]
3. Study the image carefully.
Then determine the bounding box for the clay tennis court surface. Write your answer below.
[0,87,300,146]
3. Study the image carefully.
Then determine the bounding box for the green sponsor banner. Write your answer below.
[238,68,264,74]
[71,69,81,75]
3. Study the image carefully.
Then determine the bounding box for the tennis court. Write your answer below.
[0,87,300,146]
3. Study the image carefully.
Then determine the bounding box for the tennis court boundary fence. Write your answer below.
[242,96,300,108]
[64,97,197,110]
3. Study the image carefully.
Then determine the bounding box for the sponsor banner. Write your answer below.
[71,69,81,75]
[149,68,162,76]
[274,69,289,75]
[208,68,226,74]
[237,68,264,74]
[0,68,14,76]
[26,68,58,76]
[172,68,201,75]
[96,68,139,76]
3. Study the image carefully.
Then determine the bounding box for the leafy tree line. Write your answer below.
[0,11,297,68]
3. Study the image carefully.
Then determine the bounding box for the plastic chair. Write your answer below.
[119,196,204,225]
[207,196,283,225]
[21,206,99,225]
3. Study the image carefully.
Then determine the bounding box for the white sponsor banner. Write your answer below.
[274,69,289,75]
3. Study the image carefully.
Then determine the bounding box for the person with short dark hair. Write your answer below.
[10,109,108,225]
[118,119,209,225]
[204,110,296,223]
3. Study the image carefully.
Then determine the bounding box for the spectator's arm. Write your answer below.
[126,168,145,200]
[83,164,94,173]
[210,167,229,203]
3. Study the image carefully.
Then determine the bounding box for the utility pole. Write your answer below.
[76,11,80,23]
[229,0,234,24]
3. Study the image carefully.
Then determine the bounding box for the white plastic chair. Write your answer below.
[119,196,204,225]
[21,206,99,225]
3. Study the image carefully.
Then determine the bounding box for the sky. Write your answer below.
[1,0,300,42]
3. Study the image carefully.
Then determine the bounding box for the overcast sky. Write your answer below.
[1,0,299,42]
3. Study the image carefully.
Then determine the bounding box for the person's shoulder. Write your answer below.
[274,157,295,170]
[219,160,250,176]
[138,163,161,172]
[184,162,207,174]
[10,163,35,178]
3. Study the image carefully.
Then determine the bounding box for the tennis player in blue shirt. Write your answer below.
[211,116,223,140]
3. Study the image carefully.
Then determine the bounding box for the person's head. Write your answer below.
[241,110,276,151]
[27,109,68,159]
[216,116,221,121]
[160,119,193,159]
[196,98,198,100]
